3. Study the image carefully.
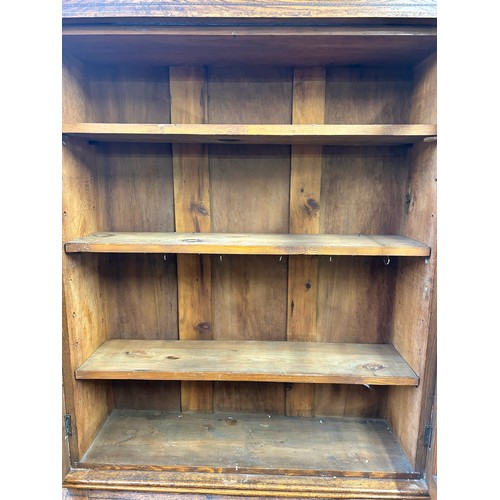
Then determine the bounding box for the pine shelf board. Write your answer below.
[65,232,431,257]
[76,340,419,386]
[62,123,437,145]
[79,409,419,479]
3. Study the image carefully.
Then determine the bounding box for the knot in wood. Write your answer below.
[191,202,210,216]
[304,198,320,217]
[195,321,212,335]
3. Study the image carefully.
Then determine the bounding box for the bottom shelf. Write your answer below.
[80,410,418,480]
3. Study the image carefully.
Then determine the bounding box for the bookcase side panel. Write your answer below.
[63,56,113,461]
[388,53,437,470]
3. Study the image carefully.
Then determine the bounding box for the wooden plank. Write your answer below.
[79,409,418,479]
[388,52,437,471]
[62,55,112,462]
[65,232,430,256]
[207,66,292,415]
[314,384,388,419]
[286,67,325,417]
[315,255,398,417]
[325,66,414,124]
[76,340,419,386]
[317,66,415,418]
[88,63,180,411]
[62,138,111,459]
[63,26,436,67]
[86,65,170,123]
[64,470,430,499]
[169,66,213,412]
[62,123,437,145]
[62,0,437,20]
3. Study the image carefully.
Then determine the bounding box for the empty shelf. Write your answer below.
[76,340,419,386]
[80,409,419,479]
[62,123,437,145]
[65,232,431,257]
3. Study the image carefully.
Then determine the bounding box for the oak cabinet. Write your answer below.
[62,3,437,498]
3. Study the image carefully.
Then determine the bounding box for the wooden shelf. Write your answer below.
[62,123,437,145]
[80,409,419,479]
[65,232,431,257]
[76,340,419,386]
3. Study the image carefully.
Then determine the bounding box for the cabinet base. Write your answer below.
[64,469,430,499]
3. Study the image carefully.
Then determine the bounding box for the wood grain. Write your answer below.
[325,66,413,124]
[87,65,170,123]
[62,138,111,459]
[79,409,418,479]
[76,340,418,385]
[314,384,388,419]
[207,66,292,414]
[62,1,437,20]
[62,384,71,480]
[316,145,409,413]
[62,123,437,145]
[170,66,213,412]
[88,64,179,411]
[286,67,325,417]
[63,56,112,460]
[61,5,438,491]
[65,232,430,256]
[63,24,437,67]
[388,52,436,471]
[64,469,430,499]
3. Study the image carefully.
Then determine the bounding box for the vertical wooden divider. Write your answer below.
[169,67,213,412]
[286,67,326,416]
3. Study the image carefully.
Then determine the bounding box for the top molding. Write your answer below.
[62,0,437,23]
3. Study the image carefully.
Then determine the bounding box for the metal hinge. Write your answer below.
[423,425,433,448]
[64,414,73,437]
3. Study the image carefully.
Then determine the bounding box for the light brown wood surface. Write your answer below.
[62,123,436,144]
[65,232,430,256]
[170,66,213,412]
[63,471,430,499]
[62,6,437,495]
[62,1,437,20]
[287,67,325,417]
[76,340,418,386]
[79,409,418,479]
[314,64,416,417]
[62,55,111,460]
[89,65,180,411]
[86,65,170,123]
[207,66,292,415]
[388,52,437,471]
[325,66,413,124]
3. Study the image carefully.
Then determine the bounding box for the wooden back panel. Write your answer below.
[313,66,414,417]
[87,65,180,411]
[64,58,433,436]
[208,67,292,413]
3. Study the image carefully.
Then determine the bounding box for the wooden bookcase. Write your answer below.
[62,2,437,498]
